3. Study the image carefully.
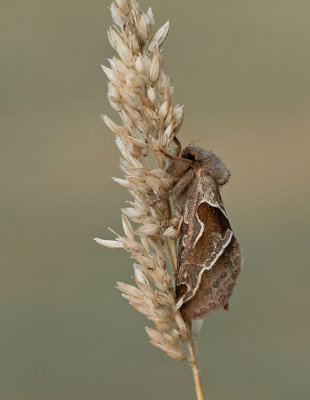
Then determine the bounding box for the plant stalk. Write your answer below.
[186,321,205,400]
[157,151,205,399]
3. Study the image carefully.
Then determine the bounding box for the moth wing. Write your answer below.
[180,236,242,320]
[176,184,234,307]
[202,186,228,219]
[175,155,242,320]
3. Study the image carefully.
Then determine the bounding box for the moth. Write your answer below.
[156,144,242,321]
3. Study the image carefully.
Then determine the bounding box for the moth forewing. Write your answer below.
[161,145,242,321]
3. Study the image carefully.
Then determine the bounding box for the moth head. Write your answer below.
[181,147,199,162]
[181,146,231,185]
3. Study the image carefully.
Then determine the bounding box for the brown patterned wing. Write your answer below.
[176,199,242,320]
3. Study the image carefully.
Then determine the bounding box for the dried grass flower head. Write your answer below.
[95,1,205,398]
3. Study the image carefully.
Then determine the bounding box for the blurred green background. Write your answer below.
[1,0,310,399]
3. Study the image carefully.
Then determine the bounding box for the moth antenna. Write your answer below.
[186,139,200,147]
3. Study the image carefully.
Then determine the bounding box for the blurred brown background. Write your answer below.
[1,0,310,399]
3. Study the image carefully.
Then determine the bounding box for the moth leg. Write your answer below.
[150,168,195,204]
[168,215,184,239]
[224,303,229,311]
[173,137,181,157]
[158,137,181,159]
[158,149,176,160]
[176,214,183,234]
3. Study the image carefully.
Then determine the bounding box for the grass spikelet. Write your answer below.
[96,1,205,398]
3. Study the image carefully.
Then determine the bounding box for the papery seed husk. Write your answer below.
[154,270,169,291]
[130,301,151,316]
[138,13,148,41]
[154,307,173,321]
[163,122,174,146]
[147,8,155,28]
[122,238,144,253]
[134,266,149,285]
[116,139,144,169]
[126,167,148,177]
[133,263,153,279]
[137,282,155,300]
[150,168,169,179]
[107,27,122,51]
[174,312,187,339]
[117,281,143,298]
[129,141,140,158]
[164,109,173,127]
[112,177,130,188]
[127,176,147,187]
[130,0,138,12]
[100,114,126,136]
[139,223,160,236]
[135,119,151,135]
[108,93,120,105]
[119,87,143,110]
[154,321,173,332]
[115,0,130,15]
[117,44,134,67]
[156,250,166,269]
[139,235,151,253]
[94,238,124,248]
[136,255,155,270]
[149,53,160,82]
[119,158,131,173]
[129,136,147,148]
[155,291,175,308]
[107,82,121,102]
[145,327,165,343]
[109,56,128,76]
[173,104,184,123]
[123,103,142,121]
[163,332,179,345]
[122,207,147,219]
[122,293,144,304]
[159,101,169,120]
[165,347,187,361]
[173,119,183,135]
[109,98,121,112]
[163,80,172,101]
[120,109,134,130]
[122,214,134,239]
[145,174,164,191]
[126,73,146,89]
[135,55,146,74]
[149,341,169,353]
[128,31,140,54]
[163,226,179,237]
[109,29,133,66]
[147,87,156,103]
[164,122,174,138]
[111,2,128,26]
[142,105,157,123]
[147,21,169,51]
[115,135,132,159]
[101,65,122,87]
